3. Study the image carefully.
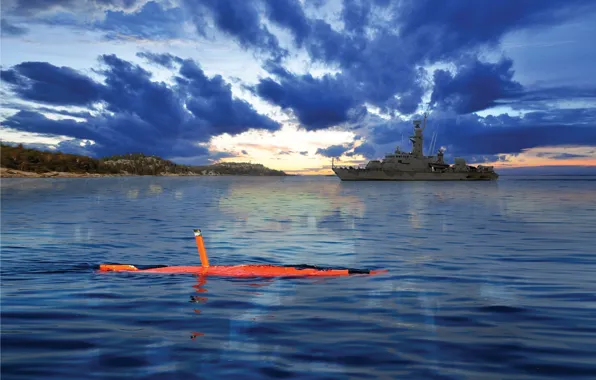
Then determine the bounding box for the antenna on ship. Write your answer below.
[429,117,440,155]
[429,131,435,155]
[430,119,442,155]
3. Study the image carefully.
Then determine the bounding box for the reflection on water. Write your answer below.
[73,225,93,242]
[127,189,140,199]
[218,179,365,233]
[149,184,163,195]
[210,178,368,267]
[2,176,596,379]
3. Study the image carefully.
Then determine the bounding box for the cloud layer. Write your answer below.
[1,0,595,164]
[1,54,280,158]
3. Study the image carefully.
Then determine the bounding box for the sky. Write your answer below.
[1,0,595,174]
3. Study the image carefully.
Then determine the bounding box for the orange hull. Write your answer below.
[99,264,388,277]
[98,229,388,278]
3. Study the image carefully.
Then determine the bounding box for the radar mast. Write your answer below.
[410,112,427,158]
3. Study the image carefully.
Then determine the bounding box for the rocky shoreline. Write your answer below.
[1,144,289,178]
[0,168,234,178]
[0,168,293,178]
[1,168,126,178]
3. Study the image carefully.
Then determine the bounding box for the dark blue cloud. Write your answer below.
[457,154,505,165]
[430,57,596,114]
[504,86,596,110]
[430,56,524,114]
[97,54,187,138]
[303,0,327,8]
[512,108,596,126]
[394,0,596,62]
[2,0,150,16]
[233,11,413,129]
[1,18,29,36]
[1,62,103,106]
[368,117,412,145]
[2,110,104,141]
[7,0,595,129]
[536,152,592,160]
[29,106,94,120]
[177,58,280,135]
[0,100,94,120]
[3,1,182,42]
[3,0,596,163]
[174,0,596,131]
[366,109,596,158]
[317,29,425,116]
[316,143,353,158]
[1,110,210,158]
[455,122,596,156]
[136,51,183,69]
[175,1,427,126]
[351,142,377,159]
[341,0,371,35]
[179,0,287,61]
[263,0,310,47]
[164,150,239,166]
[254,72,362,130]
[1,53,281,158]
[98,1,186,41]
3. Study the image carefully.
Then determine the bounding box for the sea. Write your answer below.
[1,175,595,379]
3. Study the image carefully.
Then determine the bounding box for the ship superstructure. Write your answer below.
[332,114,498,181]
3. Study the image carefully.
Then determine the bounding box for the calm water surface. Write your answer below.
[2,175,596,379]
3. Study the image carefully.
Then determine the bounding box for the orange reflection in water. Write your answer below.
[189,275,208,339]
[189,275,276,339]
[190,275,209,305]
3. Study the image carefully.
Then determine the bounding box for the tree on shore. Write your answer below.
[0,143,287,176]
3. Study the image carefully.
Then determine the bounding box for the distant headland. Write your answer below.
[0,143,288,178]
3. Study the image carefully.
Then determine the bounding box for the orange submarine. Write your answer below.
[99,229,388,277]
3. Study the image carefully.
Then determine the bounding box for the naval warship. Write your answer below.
[332,114,499,181]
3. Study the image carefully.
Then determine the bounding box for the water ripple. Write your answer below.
[2,176,596,379]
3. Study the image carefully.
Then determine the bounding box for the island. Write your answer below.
[0,143,288,178]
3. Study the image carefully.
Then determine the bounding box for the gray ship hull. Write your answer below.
[330,113,499,181]
[332,168,498,181]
